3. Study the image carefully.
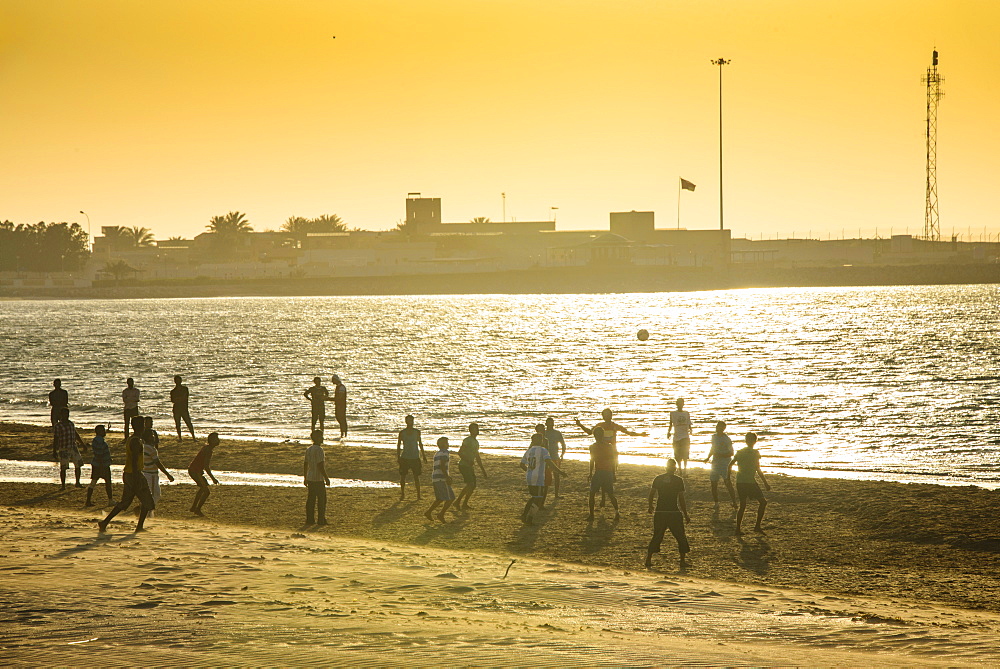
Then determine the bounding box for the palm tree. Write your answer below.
[281,214,347,246]
[310,214,347,232]
[470,216,491,224]
[122,226,154,248]
[101,226,127,250]
[102,259,137,284]
[207,211,252,236]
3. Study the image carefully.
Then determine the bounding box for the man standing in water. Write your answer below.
[704,420,737,510]
[121,378,140,439]
[303,377,330,434]
[303,430,330,526]
[98,416,155,533]
[52,407,86,490]
[667,398,692,473]
[454,422,488,511]
[587,426,620,522]
[331,374,348,440]
[396,415,427,500]
[189,432,221,516]
[170,375,196,442]
[645,458,691,569]
[729,432,771,535]
[48,378,68,427]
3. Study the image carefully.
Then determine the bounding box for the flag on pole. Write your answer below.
[680,178,696,192]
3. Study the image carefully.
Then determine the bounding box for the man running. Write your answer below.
[396,415,427,500]
[587,426,620,522]
[667,398,692,473]
[575,408,645,506]
[729,432,771,535]
[645,458,691,569]
[303,430,330,526]
[704,420,737,510]
[425,437,455,522]
[48,378,68,427]
[303,377,330,433]
[454,422,488,511]
[121,378,140,439]
[520,432,567,524]
[52,407,86,490]
[98,416,155,533]
[544,417,567,497]
[85,424,113,506]
[170,375,196,441]
[189,433,221,516]
[331,374,347,439]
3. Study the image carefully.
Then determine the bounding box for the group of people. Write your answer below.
[48,376,772,569]
[47,377,222,531]
[295,405,768,569]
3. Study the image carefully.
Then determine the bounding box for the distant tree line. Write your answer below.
[0,221,90,272]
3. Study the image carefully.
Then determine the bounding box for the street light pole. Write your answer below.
[710,58,730,231]
[79,210,91,250]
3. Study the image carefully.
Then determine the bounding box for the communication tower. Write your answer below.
[922,49,944,241]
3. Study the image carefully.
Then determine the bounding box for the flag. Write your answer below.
[680,178,696,192]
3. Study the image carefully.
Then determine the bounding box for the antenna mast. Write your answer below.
[922,49,944,241]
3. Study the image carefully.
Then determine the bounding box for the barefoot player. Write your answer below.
[396,415,427,500]
[645,458,691,569]
[189,432,221,516]
[729,432,771,535]
[425,437,455,522]
[454,423,487,511]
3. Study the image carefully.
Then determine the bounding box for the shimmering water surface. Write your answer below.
[2,286,998,487]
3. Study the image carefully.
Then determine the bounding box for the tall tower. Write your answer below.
[922,49,944,241]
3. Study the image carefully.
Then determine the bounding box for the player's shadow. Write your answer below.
[579,514,619,555]
[735,535,771,575]
[372,500,417,527]
[50,533,135,559]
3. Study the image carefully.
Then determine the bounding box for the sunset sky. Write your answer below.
[2,0,998,241]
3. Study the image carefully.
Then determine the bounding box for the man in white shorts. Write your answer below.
[667,398,692,472]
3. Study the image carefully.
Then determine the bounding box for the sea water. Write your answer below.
[1,285,998,487]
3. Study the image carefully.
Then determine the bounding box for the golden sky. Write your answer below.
[2,0,998,240]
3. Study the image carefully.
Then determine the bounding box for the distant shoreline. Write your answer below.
[1,262,998,300]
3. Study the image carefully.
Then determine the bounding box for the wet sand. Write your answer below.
[3,421,1000,664]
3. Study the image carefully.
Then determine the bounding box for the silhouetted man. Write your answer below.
[667,398,692,473]
[331,374,347,439]
[189,432,221,516]
[704,420,737,510]
[576,408,645,506]
[454,422,488,511]
[52,407,86,489]
[122,378,140,439]
[544,416,567,497]
[645,458,690,569]
[729,432,771,535]
[587,426,619,522]
[48,378,68,427]
[304,430,330,526]
[303,377,330,433]
[396,415,426,500]
[170,375,196,441]
[98,416,155,533]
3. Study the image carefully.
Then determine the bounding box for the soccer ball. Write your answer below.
[637,329,649,341]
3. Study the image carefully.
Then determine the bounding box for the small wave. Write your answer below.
[0,397,48,407]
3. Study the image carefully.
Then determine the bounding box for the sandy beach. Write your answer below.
[3,421,1000,664]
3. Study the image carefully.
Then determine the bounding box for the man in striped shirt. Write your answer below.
[51,407,86,490]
